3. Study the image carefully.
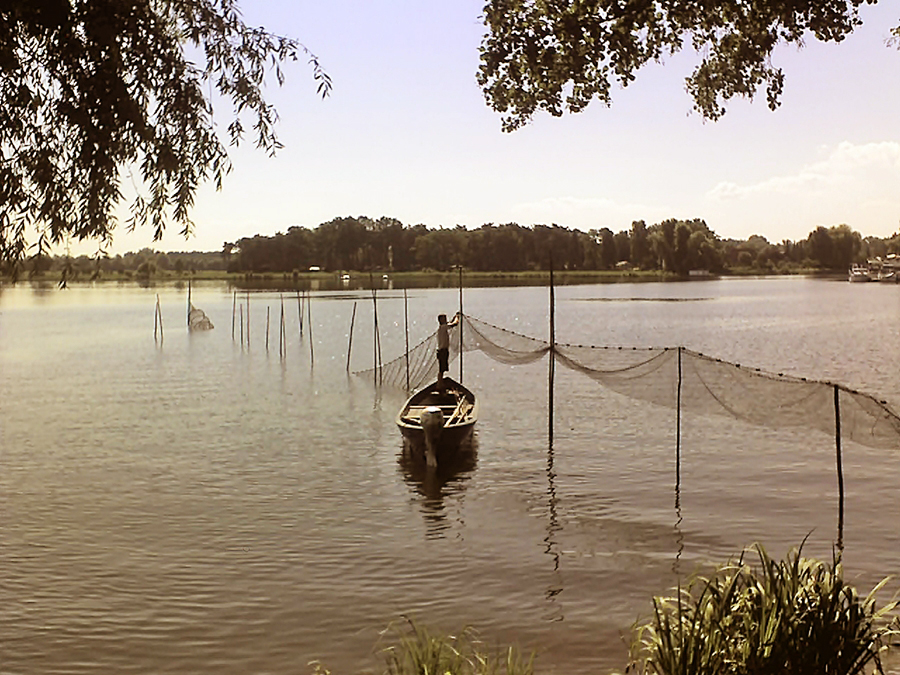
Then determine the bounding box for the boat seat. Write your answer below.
[404,405,458,416]
[446,406,465,425]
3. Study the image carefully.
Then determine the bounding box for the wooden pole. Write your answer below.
[549,260,555,350]
[154,294,163,342]
[280,294,286,359]
[544,261,563,611]
[458,266,464,382]
[548,259,555,446]
[676,346,683,504]
[239,304,244,346]
[246,292,251,348]
[232,291,236,340]
[346,301,357,371]
[404,288,410,392]
[371,277,377,383]
[187,278,191,327]
[672,349,686,594]
[370,274,381,384]
[834,384,845,553]
[307,291,314,362]
[266,306,270,352]
[376,285,383,379]
[548,338,555,447]
[298,290,305,339]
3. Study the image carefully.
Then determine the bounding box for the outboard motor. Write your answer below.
[419,406,444,468]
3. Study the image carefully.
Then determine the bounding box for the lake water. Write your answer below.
[3,277,900,674]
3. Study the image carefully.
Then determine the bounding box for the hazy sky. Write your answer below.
[101,1,900,255]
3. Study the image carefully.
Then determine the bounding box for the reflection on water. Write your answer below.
[573,296,713,303]
[673,477,685,580]
[543,434,564,622]
[399,436,478,539]
[3,278,900,675]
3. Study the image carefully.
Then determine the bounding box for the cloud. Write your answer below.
[707,141,900,201]
[702,141,900,240]
[508,195,670,230]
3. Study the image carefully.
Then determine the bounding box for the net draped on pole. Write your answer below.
[188,303,214,331]
[356,321,462,393]
[356,314,900,450]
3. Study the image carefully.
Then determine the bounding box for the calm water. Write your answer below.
[3,277,900,674]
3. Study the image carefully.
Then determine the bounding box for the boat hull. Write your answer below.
[848,264,871,282]
[399,421,475,449]
[396,377,478,464]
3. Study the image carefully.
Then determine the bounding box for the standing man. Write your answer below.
[436,311,460,388]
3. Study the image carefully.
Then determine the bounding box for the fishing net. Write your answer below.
[189,304,214,331]
[360,321,463,391]
[358,314,900,450]
[557,342,900,450]
[357,315,551,390]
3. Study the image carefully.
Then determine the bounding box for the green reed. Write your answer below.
[623,543,899,675]
[378,619,535,675]
[309,544,898,675]
[309,618,535,675]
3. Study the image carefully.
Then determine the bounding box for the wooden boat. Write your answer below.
[396,376,478,467]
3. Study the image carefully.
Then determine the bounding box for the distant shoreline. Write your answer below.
[9,267,844,290]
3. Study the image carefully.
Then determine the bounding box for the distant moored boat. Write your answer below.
[848,264,870,282]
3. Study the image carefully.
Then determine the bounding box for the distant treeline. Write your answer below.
[25,249,226,282]
[21,216,900,280]
[228,217,900,275]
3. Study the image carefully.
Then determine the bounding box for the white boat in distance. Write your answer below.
[849,257,900,283]
[849,264,871,282]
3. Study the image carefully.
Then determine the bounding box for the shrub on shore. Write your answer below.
[622,543,899,675]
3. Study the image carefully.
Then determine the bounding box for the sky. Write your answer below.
[95,1,900,255]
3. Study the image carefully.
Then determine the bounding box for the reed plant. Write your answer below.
[378,618,535,675]
[307,619,534,675]
[623,543,899,675]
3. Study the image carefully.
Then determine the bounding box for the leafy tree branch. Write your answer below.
[0,0,330,273]
[478,0,883,130]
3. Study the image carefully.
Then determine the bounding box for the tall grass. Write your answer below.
[310,546,898,675]
[309,618,535,675]
[623,543,899,675]
[379,619,535,675]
